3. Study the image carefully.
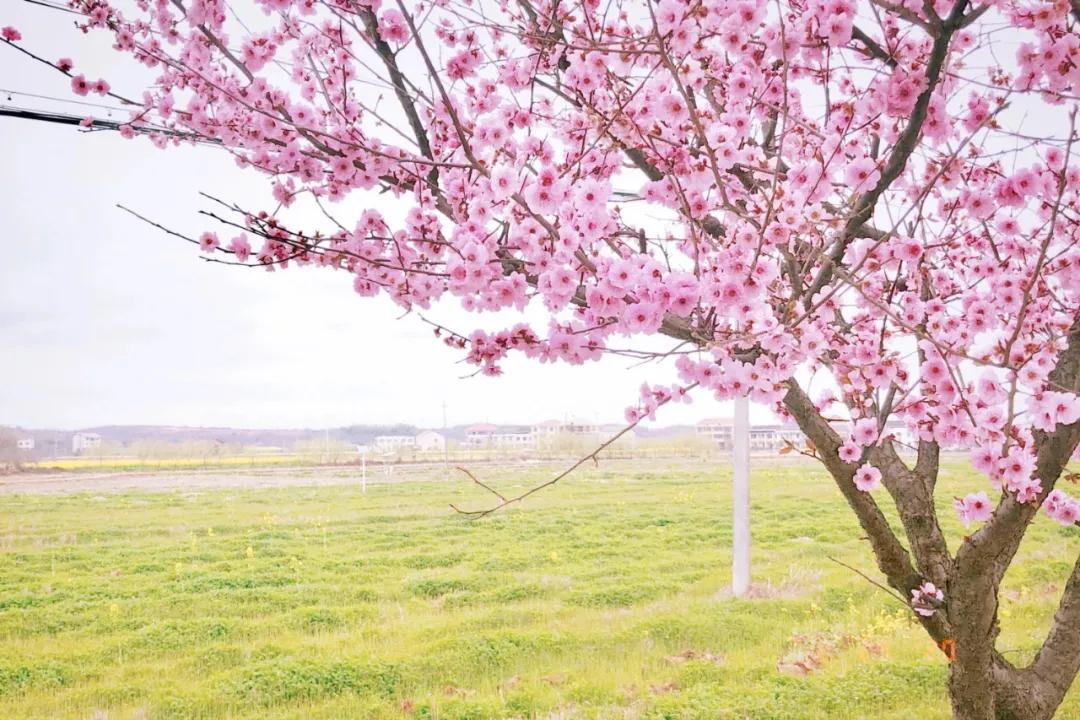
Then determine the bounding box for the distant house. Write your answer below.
[697,417,734,449]
[464,424,499,447]
[750,424,804,450]
[373,435,415,452]
[563,419,600,437]
[414,430,446,452]
[490,432,535,448]
[16,438,34,451]
[697,419,803,451]
[531,420,563,441]
[530,419,599,441]
[464,424,535,449]
[72,432,102,454]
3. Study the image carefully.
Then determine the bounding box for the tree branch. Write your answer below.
[803,0,969,304]
[782,380,949,643]
[963,311,1080,581]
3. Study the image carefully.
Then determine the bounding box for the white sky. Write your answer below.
[0,2,746,430]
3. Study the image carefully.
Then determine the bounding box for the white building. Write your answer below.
[414,430,446,452]
[697,417,734,448]
[489,432,535,448]
[531,419,600,440]
[464,425,534,449]
[531,420,564,440]
[373,435,415,452]
[563,419,600,437]
[464,424,499,447]
[16,438,34,450]
[750,424,804,450]
[697,419,803,451]
[72,432,102,454]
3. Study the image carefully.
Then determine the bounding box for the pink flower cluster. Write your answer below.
[32,0,1079,509]
[70,74,110,97]
[911,582,945,618]
[1029,392,1080,433]
[625,383,693,424]
[970,445,1044,505]
[1044,490,1080,527]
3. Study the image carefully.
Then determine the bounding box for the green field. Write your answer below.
[1,460,1077,719]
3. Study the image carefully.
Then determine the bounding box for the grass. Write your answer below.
[0,459,1077,719]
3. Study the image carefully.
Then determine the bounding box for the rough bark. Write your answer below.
[783,311,1080,719]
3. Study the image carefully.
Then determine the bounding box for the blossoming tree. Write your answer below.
[5,0,1080,715]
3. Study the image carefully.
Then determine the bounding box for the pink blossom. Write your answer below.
[1015,478,1043,505]
[921,358,949,384]
[1042,488,1078,525]
[228,235,251,262]
[622,302,662,334]
[954,491,993,528]
[1029,392,1080,432]
[838,442,860,464]
[854,464,881,492]
[92,79,110,95]
[658,93,689,125]
[70,74,90,96]
[911,582,944,617]
[57,57,74,72]
[378,9,409,44]
[844,158,880,193]
[574,177,610,210]
[999,447,1036,492]
[2,26,21,42]
[489,166,519,201]
[970,446,999,476]
[851,418,879,447]
[198,232,220,253]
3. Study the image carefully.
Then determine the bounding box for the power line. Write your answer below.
[0,104,218,144]
[0,105,120,130]
[0,87,128,113]
[20,0,84,15]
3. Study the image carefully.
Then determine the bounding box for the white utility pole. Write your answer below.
[732,395,751,598]
[442,400,449,481]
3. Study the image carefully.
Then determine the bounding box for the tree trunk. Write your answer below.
[944,558,1079,720]
[947,566,1000,720]
[780,311,1080,720]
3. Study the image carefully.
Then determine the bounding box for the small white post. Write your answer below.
[732,395,751,598]
[443,400,450,482]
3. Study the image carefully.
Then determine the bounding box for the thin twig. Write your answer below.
[451,383,699,518]
[827,555,910,607]
[454,465,507,502]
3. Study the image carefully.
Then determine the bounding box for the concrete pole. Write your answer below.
[443,400,450,481]
[732,395,751,598]
[361,450,367,494]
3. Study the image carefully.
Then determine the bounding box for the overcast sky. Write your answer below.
[0,2,747,430]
